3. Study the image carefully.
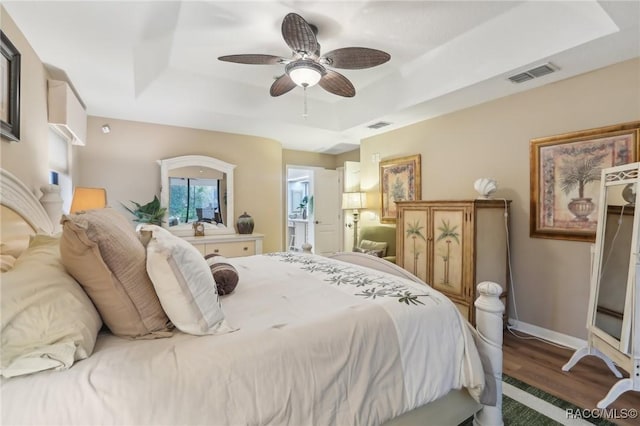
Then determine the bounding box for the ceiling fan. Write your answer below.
[218,13,390,98]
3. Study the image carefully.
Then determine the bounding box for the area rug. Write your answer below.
[459,375,617,426]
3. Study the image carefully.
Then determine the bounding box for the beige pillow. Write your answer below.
[359,239,388,257]
[60,208,171,338]
[0,254,16,272]
[354,247,384,258]
[1,234,102,378]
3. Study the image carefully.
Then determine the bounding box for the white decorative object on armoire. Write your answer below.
[473,178,498,199]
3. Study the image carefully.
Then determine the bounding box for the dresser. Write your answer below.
[395,200,510,325]
[181,233,264,258]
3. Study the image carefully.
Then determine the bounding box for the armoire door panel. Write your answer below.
[401,209,429,282]
[431,208,465,298]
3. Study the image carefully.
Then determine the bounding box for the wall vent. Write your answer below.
[508,63,558,84]
[367,121,392,129]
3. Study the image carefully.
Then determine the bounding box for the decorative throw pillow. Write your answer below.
[358,239,388,257]
[354,247,385,258]
[141,225,234,336]
[1,234,102,378]
[205,254,239,295]
[60,208,172,339]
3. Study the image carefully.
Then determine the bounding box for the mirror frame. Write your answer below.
[563,162,640,408]
[159,155,236,235]
[588,162,639,354]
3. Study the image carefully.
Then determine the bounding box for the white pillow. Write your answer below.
[139,225,233,336]
[1,234,102,378]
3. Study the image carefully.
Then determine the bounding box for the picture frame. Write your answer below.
[379,154,421,223]
[1,31,21,142]
[530,121,639,242]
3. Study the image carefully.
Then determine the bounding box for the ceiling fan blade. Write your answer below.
[218,54,284,65]
[319,70,355,98]
[321,47,390,69]
[281,13,319,55]
[270,74,297,97]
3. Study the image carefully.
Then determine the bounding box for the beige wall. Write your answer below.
[360,58,640,339]
[282,149,337,169]
[82,117,283,253]
[282,147,360,170]
[335,149,360,167]
[0,7,50,192]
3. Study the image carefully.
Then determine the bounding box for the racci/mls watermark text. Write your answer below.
[566,408,638,420]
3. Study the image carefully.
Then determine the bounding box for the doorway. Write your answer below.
[286,166,341,255]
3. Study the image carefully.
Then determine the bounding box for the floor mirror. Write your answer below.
[563,162,639,408]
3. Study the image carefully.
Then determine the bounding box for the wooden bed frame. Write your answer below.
[0,168,504,426]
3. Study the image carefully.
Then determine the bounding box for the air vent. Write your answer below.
[508,63,558,84]
[367,121,392,129]
[508,73,534,84]
[528,64,556,78]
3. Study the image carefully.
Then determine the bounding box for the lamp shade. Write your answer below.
[342,192,367,210]
[70,187,107,213]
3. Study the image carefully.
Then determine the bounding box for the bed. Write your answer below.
[0,168,504,426]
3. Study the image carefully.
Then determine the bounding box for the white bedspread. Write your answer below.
[1,253,484,426]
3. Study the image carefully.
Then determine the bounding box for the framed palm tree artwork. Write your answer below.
[379,154,421,223]
[530,121,639,242]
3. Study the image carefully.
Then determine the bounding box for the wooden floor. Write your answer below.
[503,330,640,426]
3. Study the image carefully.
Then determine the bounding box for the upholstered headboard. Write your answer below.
[0,168,57,257]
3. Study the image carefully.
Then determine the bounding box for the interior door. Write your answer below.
[312,169,340,255]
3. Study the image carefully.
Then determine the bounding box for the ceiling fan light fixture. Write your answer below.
[286,60,325,88]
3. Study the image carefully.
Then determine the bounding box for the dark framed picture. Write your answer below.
[530,121,639,242]
[379,154,421,223]
[1,31,21,142]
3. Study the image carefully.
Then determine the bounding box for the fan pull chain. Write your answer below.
[303,86,308,119]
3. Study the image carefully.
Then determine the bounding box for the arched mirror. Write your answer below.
[563,162,639,408]
[159,155,236,236]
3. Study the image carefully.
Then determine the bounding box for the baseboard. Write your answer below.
[507,318,587,350]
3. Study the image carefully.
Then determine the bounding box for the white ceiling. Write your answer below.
[4,1,639,154]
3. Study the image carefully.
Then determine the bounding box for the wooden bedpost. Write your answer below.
[473,281,505,426]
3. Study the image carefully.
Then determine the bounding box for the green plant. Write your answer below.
[122,196,167,225]
[307,195,314,215]
[298,195,309,212]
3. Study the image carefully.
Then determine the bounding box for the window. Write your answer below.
[48,129,72,212]
[168,177,221,225]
